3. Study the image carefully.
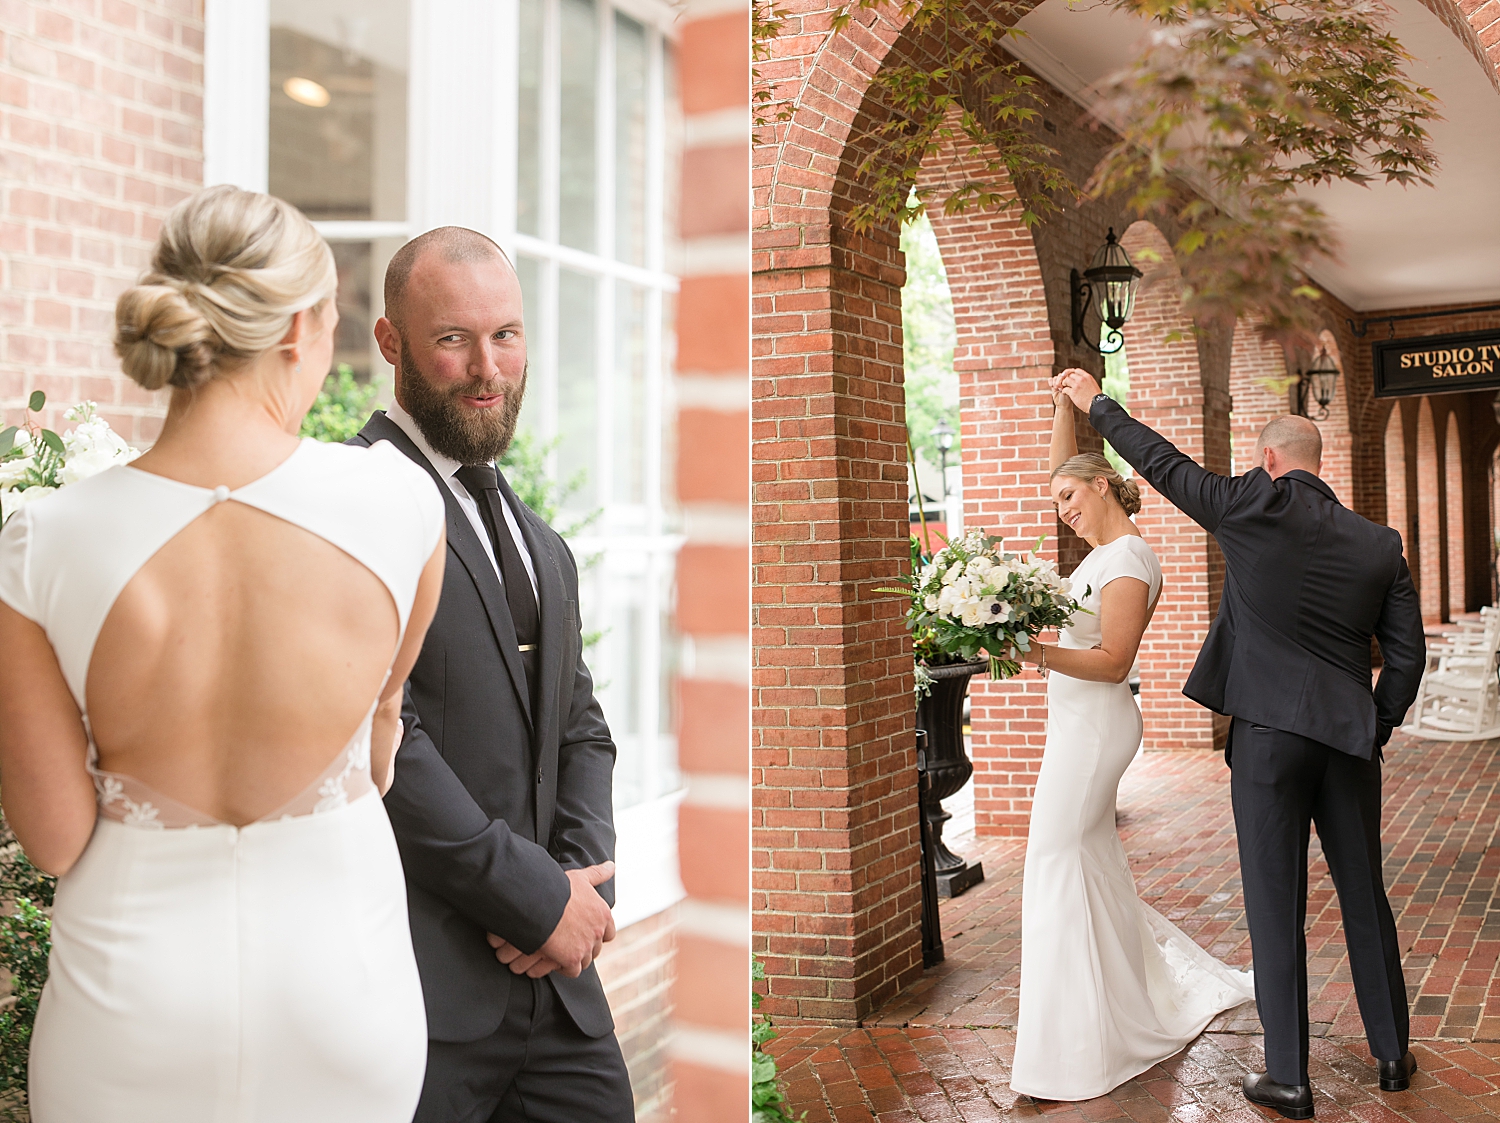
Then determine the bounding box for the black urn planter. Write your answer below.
[915,659,987,898]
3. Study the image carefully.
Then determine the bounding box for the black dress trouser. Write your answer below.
[414,976,635,1123]
[1227,718,1408,1086]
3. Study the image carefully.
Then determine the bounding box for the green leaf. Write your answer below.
[39,430,65,456]
[27,391,44,413]
[0,428,16,457]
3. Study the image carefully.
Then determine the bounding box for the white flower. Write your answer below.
[59,447,125,486]
[943,562,964,586]
[1,485,55,523]
[0,457,33,487]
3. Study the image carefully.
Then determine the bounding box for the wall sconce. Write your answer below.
[1070,229,1142,356]
[1295,348,1340,421]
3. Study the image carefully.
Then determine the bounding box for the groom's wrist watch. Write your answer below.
[1092,393,1111,410]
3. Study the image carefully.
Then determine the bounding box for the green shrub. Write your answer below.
[752,956,802,1123]
[0,832,55,1122]
[299,365,382,444]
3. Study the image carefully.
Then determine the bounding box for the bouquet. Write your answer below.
[1,392,139,525]
[885,529,1088,679]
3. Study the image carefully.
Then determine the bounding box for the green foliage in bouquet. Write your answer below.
[883,530,1088,679]
[752,957,803,1123]
[0,393,65,492]
[0,825,56,1122]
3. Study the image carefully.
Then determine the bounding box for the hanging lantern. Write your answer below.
[1070,229,1143,356]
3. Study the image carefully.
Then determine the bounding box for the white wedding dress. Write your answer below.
[0,439,443,1122]
[1010,534,1254,1100]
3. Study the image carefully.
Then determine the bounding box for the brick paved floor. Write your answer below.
[766,733,1500,1121]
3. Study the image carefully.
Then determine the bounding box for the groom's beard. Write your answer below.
[398,342,527,466]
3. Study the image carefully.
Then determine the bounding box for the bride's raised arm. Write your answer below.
[1050,376,1079,473]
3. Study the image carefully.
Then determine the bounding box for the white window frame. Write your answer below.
[201,0,685,929]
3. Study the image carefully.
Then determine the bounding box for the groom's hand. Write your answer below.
[536,861,617,977]
[1055,367,1103,413]
[487,933,563,978]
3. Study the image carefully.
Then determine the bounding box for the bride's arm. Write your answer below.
[0,603,97,876]
[371,527,447,794]
[1050,390,1078,474]
[1018,576,1150,684]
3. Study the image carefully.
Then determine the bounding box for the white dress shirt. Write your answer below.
[384,400,539,598]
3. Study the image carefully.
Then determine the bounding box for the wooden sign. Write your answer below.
[1373,328,1500,398]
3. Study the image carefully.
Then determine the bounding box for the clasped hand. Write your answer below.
[1048,368,1103,412]
[486,860,617,979]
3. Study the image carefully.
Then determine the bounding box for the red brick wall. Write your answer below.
[673,1,750,1116]
[595,907,676,1121]
[0,0,202,441]
[1386,406,1409,560]
[1416,398,1442,622]
[1117,221,1228,753]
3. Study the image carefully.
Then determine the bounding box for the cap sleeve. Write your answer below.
[0,509,37,623]
[1096,538,1162,605]
[372,439,445,565]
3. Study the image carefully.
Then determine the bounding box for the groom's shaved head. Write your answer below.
[1256,415,1322,473]
[384,226,513,331]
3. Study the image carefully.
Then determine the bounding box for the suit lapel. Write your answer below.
[358,413,533,729]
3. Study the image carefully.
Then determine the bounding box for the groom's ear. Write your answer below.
[374,317,402,368]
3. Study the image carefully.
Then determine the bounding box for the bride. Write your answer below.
[0,186,445,1121]
[1007,372,1253,1101]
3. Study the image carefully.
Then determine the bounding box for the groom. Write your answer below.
[1055,369,1426,1118]
[351,227,634,1122]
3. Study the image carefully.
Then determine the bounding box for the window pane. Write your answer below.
[517,0,544,238]
[331,241,373,380]
[268,2,410,221]
[514,254,544,438]
[614,281,647,505]
[558,0,597,252]
[557,268,597,509]
[614,14,648,265]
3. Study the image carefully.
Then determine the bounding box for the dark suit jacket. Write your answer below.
[1091,396,1426,758]
[351,412,617,1042]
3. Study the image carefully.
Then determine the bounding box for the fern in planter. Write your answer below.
[0,827,56,1122]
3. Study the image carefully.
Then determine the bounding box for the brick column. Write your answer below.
[1227,318,1288,475]
[0,0,202,441]
[752,215,922,1022]
[1386,406,1410,561]
[1446,411,1466,618]
[670,1,751,1116]
[1118,222,1228,752]
[1417,397,1443,622]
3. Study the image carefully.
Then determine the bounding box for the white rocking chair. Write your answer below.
[1402,612,1500,741]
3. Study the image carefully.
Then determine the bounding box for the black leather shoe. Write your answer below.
[1378,1052,1417,1092]
[1243,1072,1315,1119]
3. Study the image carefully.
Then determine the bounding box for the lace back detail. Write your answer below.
[91,707,378,830]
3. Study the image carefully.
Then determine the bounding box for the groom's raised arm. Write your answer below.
[1088,395,1245,533]
[384,683,574,955]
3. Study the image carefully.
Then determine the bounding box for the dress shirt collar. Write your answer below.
[385,399,465,482]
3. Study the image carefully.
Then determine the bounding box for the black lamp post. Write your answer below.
[933,418,954,514]
[1070,229,1143,356]
[1295,348,1341,421]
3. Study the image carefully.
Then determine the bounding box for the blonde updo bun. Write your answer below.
[114,186,337,391]
[1051,453,1143,517]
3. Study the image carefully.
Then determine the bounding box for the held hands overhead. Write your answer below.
[1049,368,1105,413]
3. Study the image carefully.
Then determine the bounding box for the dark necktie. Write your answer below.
[454,464,541,685]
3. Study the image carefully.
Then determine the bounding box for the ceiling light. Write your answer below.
[283,77,330,108]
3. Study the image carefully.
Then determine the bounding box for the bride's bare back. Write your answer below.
[87,499,400,825]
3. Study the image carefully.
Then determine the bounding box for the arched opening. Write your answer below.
[917,135,1056,836]
[1228,317,1290,475]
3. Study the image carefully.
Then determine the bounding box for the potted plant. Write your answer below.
[887,531,1085,897]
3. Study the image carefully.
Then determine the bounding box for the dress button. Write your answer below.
[212,485,231,503]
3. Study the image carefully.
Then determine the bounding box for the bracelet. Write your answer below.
[1039,646,1048,674]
